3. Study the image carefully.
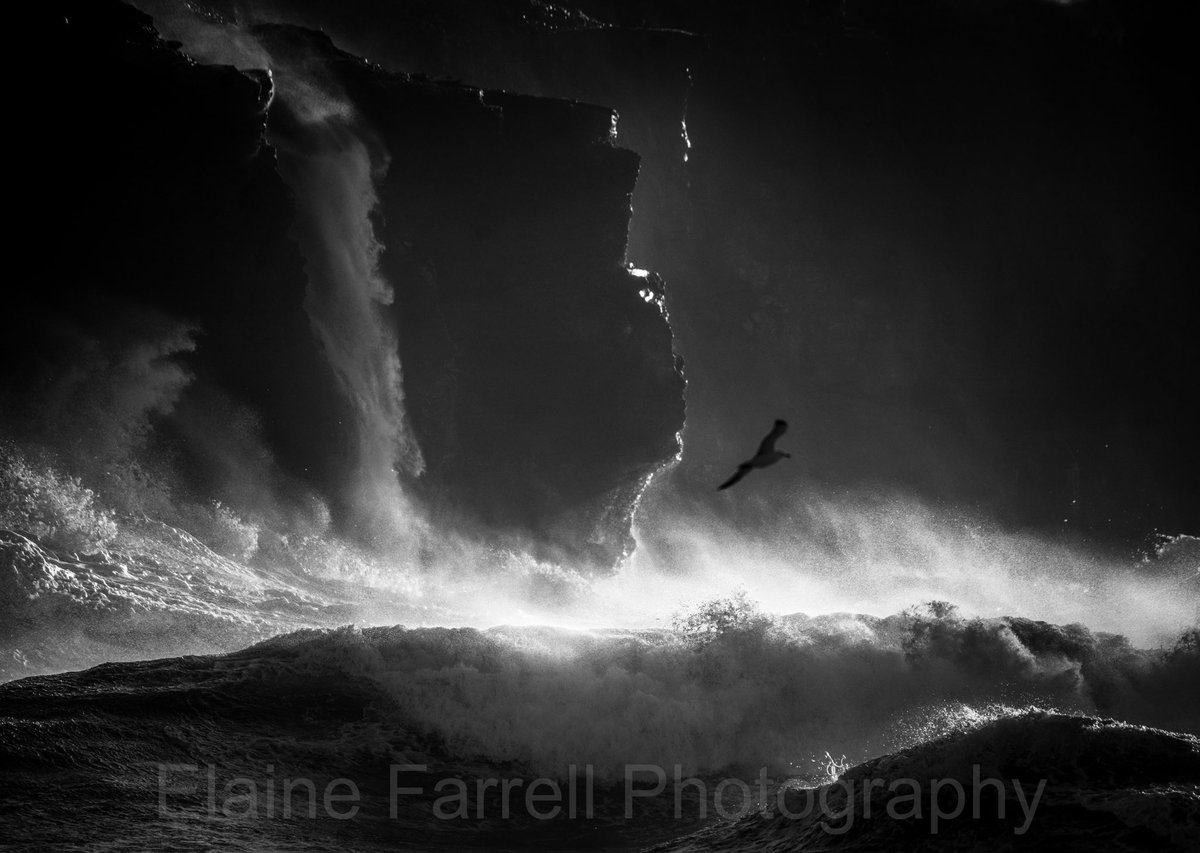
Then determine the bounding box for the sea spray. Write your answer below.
[271,113,424,547]
[127,1,426,550]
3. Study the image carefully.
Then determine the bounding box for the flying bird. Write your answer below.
[718,419,791,490]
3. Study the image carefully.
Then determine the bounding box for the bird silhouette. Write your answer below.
[718,419,791,490]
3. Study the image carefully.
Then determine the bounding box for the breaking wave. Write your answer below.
[239,601,1200,779]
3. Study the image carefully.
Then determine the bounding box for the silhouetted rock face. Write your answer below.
[256,25,685,566]
[11,1,684,570]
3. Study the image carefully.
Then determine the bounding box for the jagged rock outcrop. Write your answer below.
[257,24,684,566]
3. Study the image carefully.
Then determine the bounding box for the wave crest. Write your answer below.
[240,604,1200,779]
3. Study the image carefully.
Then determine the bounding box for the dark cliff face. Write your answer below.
[374,88,683,566]
[7,0,685,570]
[256,24,685,565]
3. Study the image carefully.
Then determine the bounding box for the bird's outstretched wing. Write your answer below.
[755,419,788,457]
[718,463,753,491]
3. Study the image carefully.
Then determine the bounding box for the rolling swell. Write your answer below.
[650,714,1200,851]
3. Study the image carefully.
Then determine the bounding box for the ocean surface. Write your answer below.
[3,526,1198,850]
